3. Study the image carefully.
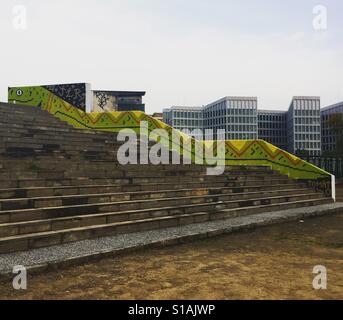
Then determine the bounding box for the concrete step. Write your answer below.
[0,169,279,181]
[0,134,118,145]
[0,143,119,153]
[0,191,323,224]
[0,110,73,120]
[0,197,332,254]
[0,117,73,127]
[0,144,170,161]
[0,133,158,149]
[0,187,313,211]
[0,190,320,237]
[0,125,118,141]
[0,176,296,189]
[0,122,84,132]
[0,103,62,115]
[0,142,120,153]
[0,160,275,174]
[0,182,307,200]
[0,148,118,161]
[0,123,119,141]
[0,170,283,182]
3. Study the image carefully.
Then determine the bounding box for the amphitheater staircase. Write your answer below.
[0,103,333,253]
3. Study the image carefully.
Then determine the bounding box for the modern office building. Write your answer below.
[163,106,204,139]
[163,97,258,141]
[321,101,343,154]
[287,96,321,156]
[163,96,322,155]
[203,97,258,140]
[258,110,288,150]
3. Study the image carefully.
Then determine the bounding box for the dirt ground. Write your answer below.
[0,186,342,300]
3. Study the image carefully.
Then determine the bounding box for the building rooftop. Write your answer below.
[165,106,203,111]
[258,109,287,114]
[93,90,146,97]
[321,101,343,112]
[292,96,320,100]
[204,96,257,108]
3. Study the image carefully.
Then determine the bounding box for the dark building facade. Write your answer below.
[258,110,287,150]
[321,101,343,155]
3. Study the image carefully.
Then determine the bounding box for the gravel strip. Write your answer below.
[0,203,342,275]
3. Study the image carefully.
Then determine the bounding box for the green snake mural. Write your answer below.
[8,86,331,180]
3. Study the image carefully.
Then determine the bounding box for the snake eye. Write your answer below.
[16,89,23,96]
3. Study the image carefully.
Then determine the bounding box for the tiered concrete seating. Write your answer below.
[0,103,332,253]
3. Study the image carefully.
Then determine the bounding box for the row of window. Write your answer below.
[294,117,320,125]
[171,126,323,142]
[299,150,321,156]
[174,125,257,134]
[259,130,287,137]
[172,111,202,119]
[294,110,320,117]
[293,100,320,109]
[259,122,287,129]
[295,142,321,149]
[258,115,286,122]
[295,134,321,141]
[322,145,336,152]
[203,117,257,126]
[205,100,257,111]
[219,125,257,132]
[294,125,321,133]
[173,120,202,127]
[223,133,257,140]
[322,137,337,144]
[203,109,257,118]
[322,129,343,137]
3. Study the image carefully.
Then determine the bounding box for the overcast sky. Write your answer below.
[0,0,342,113]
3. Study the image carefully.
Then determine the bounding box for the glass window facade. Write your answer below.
[258,110,287,150]
[163,96,342,156]
[162,107,203,140]
[163,97,258,141]
[288,97,321,156]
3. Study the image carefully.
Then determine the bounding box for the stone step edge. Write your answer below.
[0,187,310,206]
[0,202,341,277]
[0,192,321,216]
[0,182,303,195]
[0,197,331,244]
[0,178,295,189]
[0,189,318,229]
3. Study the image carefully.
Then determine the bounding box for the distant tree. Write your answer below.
[327,113,343,157]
